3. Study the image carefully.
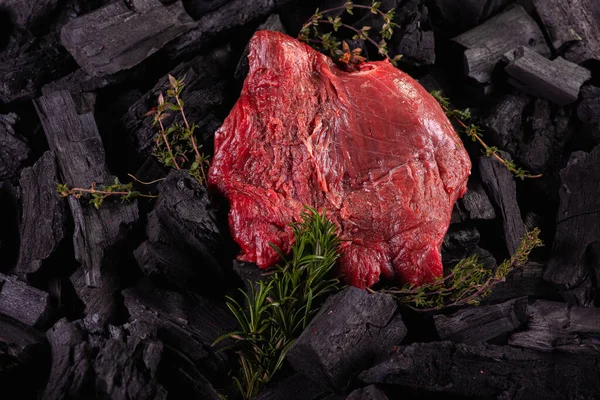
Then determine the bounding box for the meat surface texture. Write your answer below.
[208,31,471,288]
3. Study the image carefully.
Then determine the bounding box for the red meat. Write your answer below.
[208,31,471,288]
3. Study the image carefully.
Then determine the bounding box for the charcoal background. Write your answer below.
[0,0,599,399]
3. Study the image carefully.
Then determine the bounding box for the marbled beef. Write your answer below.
[208,31,471,288]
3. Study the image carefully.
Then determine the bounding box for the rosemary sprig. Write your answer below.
[376,228,543,311]
[299,0,403,65]
[430,90,542,180]
[214,207,342,399]
[146,75,211,185]
[57,176,159,209]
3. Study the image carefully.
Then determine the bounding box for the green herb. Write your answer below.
[430,90,541,180]
[299,0,403,66]
[214,207,342,399]
[147,75,211,185]
[377,228,543,311]
[57,174,160,209]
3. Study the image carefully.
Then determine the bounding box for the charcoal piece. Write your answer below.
[359,341,600,399]
[256,373,340,400]
[432,0,512,33]
[287,287,407,391]
[0,313,47,364]
[0,273,51,327]
[346,385,389,400]
[122,44,232,159]
[481,94,573,173]
[133,241,197,288]
[487,262,559,302]
[478,152,526,255]
[234,13,286,81]
[158,345,220,400]
[393,12,435,67]
[452,5,549,84]
[0,113,28,182]
[545,145,600,306]
[60,0,195,77]
[578,85,600,124]
[16,151,68,279]
[145,170,224,286]
[34,91,139,317]
[1,0,60,30]
[165,0,296,59]
[43,315,168,400]
[503,46,591,105]
[442,225,480,262]
[232,260,264,299]
[434,297,528,344]
[451,179,496,223]
[122,287,236,375]
[0,33,73,104]
[182,0,230,19]
[509,299,600,354]
[532,0,600,64]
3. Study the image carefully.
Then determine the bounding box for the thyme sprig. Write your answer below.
[376,228,543,311]
[299,0,403,65]
[57,175,159,209]
[146,75,211,185]
[431,90,542,180]
[214,208,342,399]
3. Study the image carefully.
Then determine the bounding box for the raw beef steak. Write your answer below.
[208,31,471,288]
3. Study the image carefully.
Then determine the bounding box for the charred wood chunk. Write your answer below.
[452,5,549,84]
[43,315,169,400]
[532,0,600,64]
[451,179,496,223]
[60,0,195,77]
[478,152,526,255]
[34,91,138,318]
[0,33,73,104]
[0,113,28,182]
[133,241,197,288]
[441,225,496,269]
[434,297,528,344]
[287,287,407,391]
[509,299,600,354]
[145,170,224,288]
[122,286,236,378]
[431,0,513,33]
[545,146,600,306]
[255,373,340,400]
[16,151,68,279]
[0,273,51,328]
[481,94,573,173]
[392,6,435,67]
[359,341,600,399]
[0,314,48,397]
[0,0,60,31]
[487,262,559,302]
[346,384,389,400]
[122,45,232,159]
[578,85,600,125]
[503,46,591,106]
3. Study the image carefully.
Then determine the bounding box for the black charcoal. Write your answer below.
[544,145,600,306]
[133,241,197,288]
[434,297,528,344]
[34,90,139,318]
[122,44,233,159]
[255,373,341,400]
[451,179,496,223]
[60,0,195,77]
[16,151,68,279]
[503,46,591,105]
[287,287,407,391]
[43,316,169,400]
[478,152,526,255]
[452,5,549,84]
[0,313,47,364]
[532,0,600,64]
[0,273,51,327]
[346,385,389,400]
[0,113,28,182]
[359,341,600,399]
[486,262,559,302]
[392,6,435,67]
[578,85,600,124]
[432,0,512,33]
[509,299,600,354]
